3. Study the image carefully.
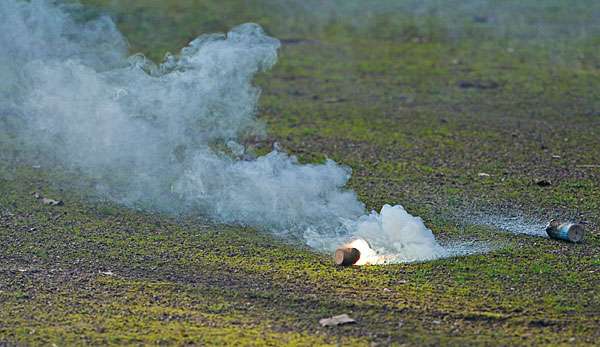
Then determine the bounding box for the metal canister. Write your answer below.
[335,247,361,266]
[545,219,585,243]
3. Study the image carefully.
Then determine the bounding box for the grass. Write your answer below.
[1,0,600,345]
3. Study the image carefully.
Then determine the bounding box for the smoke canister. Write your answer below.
[335,247,361,266]
[545,219,584,243]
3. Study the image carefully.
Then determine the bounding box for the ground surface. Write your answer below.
[1,1,599,346]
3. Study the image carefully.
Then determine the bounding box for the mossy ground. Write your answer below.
[1,1,599,346]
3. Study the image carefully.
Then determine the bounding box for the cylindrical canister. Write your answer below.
[335,247,361,266]
[545,219,585,243]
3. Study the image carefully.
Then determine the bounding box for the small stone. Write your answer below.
[324,97,347,103]
[478,172,491,177]
[472,15,489,23]
[535,179,552,187]
[41,198,63,206]
[319,314,356,327]
[458,80,499,90]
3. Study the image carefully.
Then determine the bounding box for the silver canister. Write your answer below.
[545,219,585,243]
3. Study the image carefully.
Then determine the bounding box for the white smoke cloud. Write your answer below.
[0,0,479,263]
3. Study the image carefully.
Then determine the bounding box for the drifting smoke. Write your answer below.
[0,0,475,263]
[470,214,548,238]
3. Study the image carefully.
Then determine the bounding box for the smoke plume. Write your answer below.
[0,0,473,263]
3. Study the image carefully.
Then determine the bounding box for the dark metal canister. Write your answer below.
[335,247,361,266]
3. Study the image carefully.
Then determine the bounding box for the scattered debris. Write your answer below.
[458,80,499,90]
[551,154,561,159]
[478,172,491,177]
[32,191,64,206]
[535,179,552,187]
[99,270,116,276]
[546,220,585,243]
[319,314,356,327]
